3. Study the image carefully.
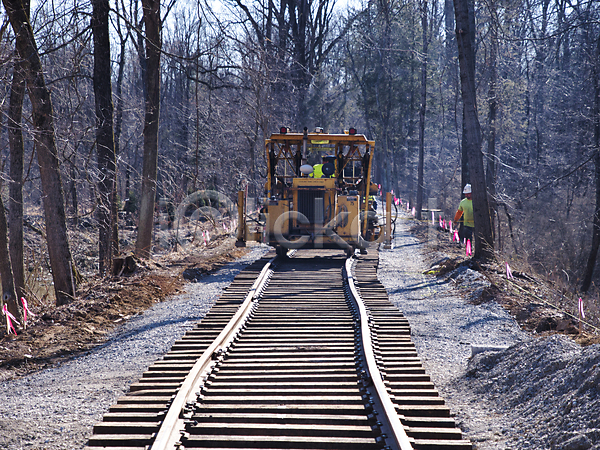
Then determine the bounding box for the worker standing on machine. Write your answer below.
[310,163,324,178]
[310,155,335,178]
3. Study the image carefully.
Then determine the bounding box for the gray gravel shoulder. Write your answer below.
[377,220,527,448]
[0,245,269,450]
[377,216,600,450]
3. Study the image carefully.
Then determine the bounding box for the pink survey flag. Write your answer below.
[579,298,585,320]
[449,220,453,233]
[412,207,416,216]
[439,216,443,228]
[453,229,459,242]
[432,211,435,225]
[505,262,514,280]
[2,304,19,335]
[21,297,35,328]
[443,219,446,230]
[466,239,472,256]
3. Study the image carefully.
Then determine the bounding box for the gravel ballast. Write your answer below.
[1,219,599,450]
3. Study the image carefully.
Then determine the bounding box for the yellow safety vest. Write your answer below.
[310,164,323,178]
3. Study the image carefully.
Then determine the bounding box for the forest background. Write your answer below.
[0,0,599,324]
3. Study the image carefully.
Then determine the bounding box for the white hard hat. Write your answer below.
[463,184,472,194]
[300,164,314,175]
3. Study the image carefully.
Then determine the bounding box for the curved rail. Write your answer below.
[344,257,413,450]
[151,255,278,450]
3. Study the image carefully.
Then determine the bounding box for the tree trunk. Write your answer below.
[416,0,428,220]
[454,0,494,260]
[486,3,498,240]
[3,0,76,305]
[92,0,118,275]
[460,0,475,193]
[8,0,29,306]
[581,35,600,292]
[445,0,455,60]
[70,164,79,226]
[113,24,129,256]
[8,57,26,303]
[135,0,161,259]
[289,0,310,128]
[461,109,470,191]
[0,191,20,323]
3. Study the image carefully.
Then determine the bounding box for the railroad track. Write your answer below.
[85,249,471,450]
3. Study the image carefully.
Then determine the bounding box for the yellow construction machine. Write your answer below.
[237,127,381,256]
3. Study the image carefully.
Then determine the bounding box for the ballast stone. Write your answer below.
[470,344,509,357]
[560,433,592,450]
[449,266,491,288]
[459,335,600,448]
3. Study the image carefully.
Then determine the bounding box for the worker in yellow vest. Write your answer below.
[310,163,324,178]
[453,184,474,245]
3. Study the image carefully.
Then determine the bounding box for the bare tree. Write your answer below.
[92,0,118,275]
[7,0,28,303]
[0,189,20,322]
[135,0,162,258]
[459,0,474,194]
[344,0,415,194]
[454,0,494,260]
[416,0,429,220]
[485,0,498,237]
[231,0,342,128]
[581,34,600,292]
[3,0,77,305]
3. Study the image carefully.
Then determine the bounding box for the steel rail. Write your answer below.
[180,250,382,449]
[86,249,471,449]
[344,257,414,450]
[150,255,278,450]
